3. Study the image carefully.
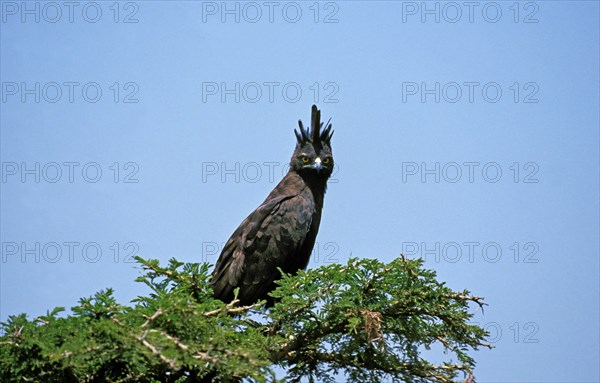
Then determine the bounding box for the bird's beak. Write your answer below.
[314,157,322,172]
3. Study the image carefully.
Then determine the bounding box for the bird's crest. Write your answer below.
[295,105,334,150]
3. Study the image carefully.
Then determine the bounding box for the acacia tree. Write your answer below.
[0,255,491,382]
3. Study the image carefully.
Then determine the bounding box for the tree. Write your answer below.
[0,255,491,382]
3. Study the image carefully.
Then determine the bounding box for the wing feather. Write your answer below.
[210,192,314,304]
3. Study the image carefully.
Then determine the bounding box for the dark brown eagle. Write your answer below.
[210,105,334,306]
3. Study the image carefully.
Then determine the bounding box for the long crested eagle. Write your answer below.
[210,105,334,306]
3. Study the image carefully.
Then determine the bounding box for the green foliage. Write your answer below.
[0,256,490,382]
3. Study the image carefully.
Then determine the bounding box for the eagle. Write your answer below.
[210,105,334,306]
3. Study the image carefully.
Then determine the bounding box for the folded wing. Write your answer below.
[211,193,314,305]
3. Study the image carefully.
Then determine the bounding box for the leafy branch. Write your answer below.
[0,255,491,383]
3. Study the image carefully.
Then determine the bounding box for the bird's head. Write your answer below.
[291,105,334,178]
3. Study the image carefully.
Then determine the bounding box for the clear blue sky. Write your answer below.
[1,1,598,381]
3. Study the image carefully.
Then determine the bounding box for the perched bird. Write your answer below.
[210,105,334,306]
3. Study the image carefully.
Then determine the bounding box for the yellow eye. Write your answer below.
[301,156,310,163]
[323,157,330,164]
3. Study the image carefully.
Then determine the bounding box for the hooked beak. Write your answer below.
[314,157,322,172]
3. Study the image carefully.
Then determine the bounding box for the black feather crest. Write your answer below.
[295,105,333,147]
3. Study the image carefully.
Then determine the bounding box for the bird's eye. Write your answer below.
[301,156,310,163]
[323,157,330,164]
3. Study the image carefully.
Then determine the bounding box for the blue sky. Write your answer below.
[1,1,599,381]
